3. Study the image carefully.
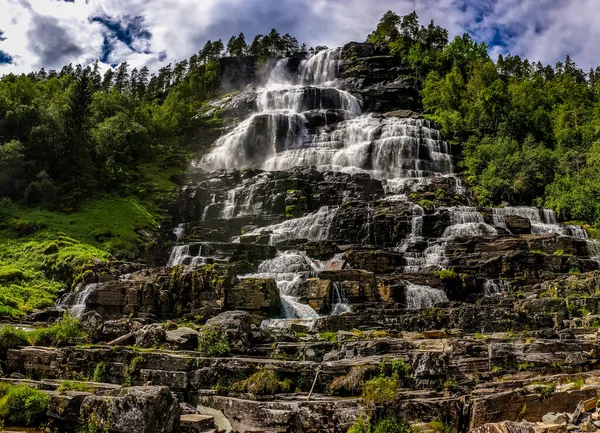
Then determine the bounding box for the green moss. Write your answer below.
[58,380,92,392]
[418,199,435,211]
[285,205,301,219]
[435,269,457,280]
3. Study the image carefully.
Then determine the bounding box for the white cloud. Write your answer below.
[0,0,599,75]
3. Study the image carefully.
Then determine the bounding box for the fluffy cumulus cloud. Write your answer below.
[0,0,599,75]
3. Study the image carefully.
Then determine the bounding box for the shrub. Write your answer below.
[539,381,557,400]
[230,369,293,396]
[92,362,109,383]
[362,375,398,404]
[330,365,378,396]
[0,384,50,426]
[0,326,30,351]
[198,327,231,357]
[30,312,84,346]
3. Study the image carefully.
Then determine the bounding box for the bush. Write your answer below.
[0,326,30,351]
[92,362,109,383]
[362,375,398,404]
[198,327,231,357]
[0,384,50,426]
[30,313,84,346]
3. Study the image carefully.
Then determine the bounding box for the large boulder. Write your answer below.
[135,324,166,348]
[79,386,180,433]
[204,311,253,353]
[165,327,200,350]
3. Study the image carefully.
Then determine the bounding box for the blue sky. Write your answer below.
[0,0,599,74]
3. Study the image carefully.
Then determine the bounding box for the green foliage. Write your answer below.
[347,414,416,433]
[362,375,398,404]
[0,195,158,317]
[58,380,92,392]
[0,326,30,351]
[230,369,293,396]
[198,327,231,357]
[92,362,109,383]
[0,383,50,426]
[29,312,85,346]
[319,331,338,343]
[539,381,557,400]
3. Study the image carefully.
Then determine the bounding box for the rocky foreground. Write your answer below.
[3,44,600,433]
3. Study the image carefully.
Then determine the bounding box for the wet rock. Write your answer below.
[504,215,533,234]
[80,386,180,433]
[204,311,253,353]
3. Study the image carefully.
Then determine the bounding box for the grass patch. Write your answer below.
[0,195,159,317]
[58,380,93,392]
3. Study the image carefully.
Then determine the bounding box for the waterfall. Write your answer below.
[196,48,456,195]
[443,207,497,238]
[242,252,319,319]
[173,223,186,241]
[168,245,190,266]
[331,282,351,315]
[56,283,101,318]
[483,279,510,296]
[240,206,338,245]
[405,283,448,309]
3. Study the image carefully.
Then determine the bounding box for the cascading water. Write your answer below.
[239,206,338,245]
[443,207,497,238]
[243,252,319,319]
[57,283,101,317]
[483,279,511,296]
[405,283,448,309]
[196,49,458,196]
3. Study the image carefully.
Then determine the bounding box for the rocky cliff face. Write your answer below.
[8,45,600,433]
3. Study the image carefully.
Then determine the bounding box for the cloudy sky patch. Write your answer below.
[0,0,599,74]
